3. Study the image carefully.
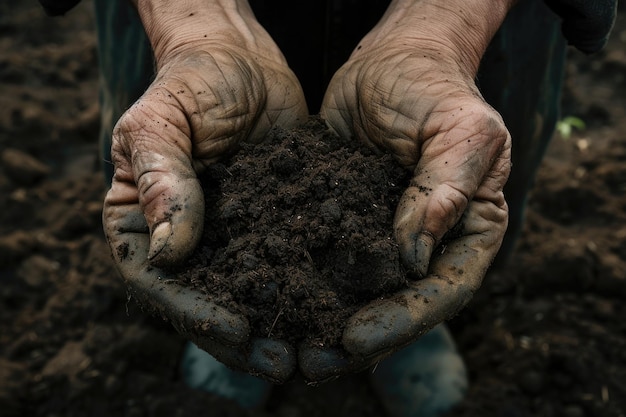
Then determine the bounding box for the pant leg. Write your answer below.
[250,0,389,112]
[477,0,568,266]
[93,0,154,185]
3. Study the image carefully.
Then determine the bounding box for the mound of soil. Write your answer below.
[175,117,410,346]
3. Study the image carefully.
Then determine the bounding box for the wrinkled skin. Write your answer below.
[104,47,307,266]
[102,6,308,382]
[103,0,512,383]
[321,42,511,281]
[306,7,512,380]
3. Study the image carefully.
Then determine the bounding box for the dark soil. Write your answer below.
[1,1,626,417]
[175,117,409,347]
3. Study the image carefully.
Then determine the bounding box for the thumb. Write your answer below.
[144,172,204,266]
[394,110,509,277]
[394,166,469,278]
[105,101,204,267]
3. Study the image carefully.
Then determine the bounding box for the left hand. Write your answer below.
[302,0,513,382]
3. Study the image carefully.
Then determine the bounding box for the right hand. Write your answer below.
[304,0,514,382]
[102,0,308,382]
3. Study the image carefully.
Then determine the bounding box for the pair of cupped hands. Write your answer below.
[103,0,512,384]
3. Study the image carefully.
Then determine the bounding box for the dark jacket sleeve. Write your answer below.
[38,0,83,16]
[544,0,617,54]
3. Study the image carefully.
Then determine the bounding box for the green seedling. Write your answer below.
[556,116,586,139]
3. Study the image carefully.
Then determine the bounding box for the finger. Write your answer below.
[103,198,250,346]
[297,343,387,383]
[194,337,297,384]
[109,97,205,267]
[394,112,510,277]
[343,196,508,358]
[298,345,359,383]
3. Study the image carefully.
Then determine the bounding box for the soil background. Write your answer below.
[1,2,625,417]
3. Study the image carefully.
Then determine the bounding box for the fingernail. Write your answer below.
[411,237,432,278]
[148,222,172,260]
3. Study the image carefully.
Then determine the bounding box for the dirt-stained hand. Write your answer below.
[305,0,513,382]
[102,1,307,382]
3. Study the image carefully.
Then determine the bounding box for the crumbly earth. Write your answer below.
[1,2,626,416]
[172,117,409,347]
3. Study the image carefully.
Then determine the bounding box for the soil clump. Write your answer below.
[174,117,410,347]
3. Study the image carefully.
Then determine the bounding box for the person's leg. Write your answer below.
[478,0,568,266]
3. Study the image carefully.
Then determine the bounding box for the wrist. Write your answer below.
[363,0,517,77]
[135,0,266,66]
